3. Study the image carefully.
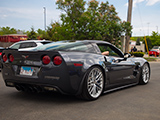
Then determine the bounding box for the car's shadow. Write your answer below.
[7,84,139,104]
[8,90,87,104]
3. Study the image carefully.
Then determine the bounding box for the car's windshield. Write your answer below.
[152,46,159,49]
[34,41,92,52]
[9,43,20,49]
[150,49,157,52]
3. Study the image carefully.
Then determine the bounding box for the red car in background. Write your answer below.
[149,46,160,56]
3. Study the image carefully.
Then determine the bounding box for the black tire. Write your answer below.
[139,63,150,85]
[78,66,104,100]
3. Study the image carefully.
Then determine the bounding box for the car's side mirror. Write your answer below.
[124,53,131,59]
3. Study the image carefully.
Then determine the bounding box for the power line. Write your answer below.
[137,3,145,36]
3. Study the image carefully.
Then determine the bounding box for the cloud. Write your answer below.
[133,0,145,7]
[146,0,160,6]
[0,7,42,20]
[0,6,61,30]
[125,0,145,8]
[0,7,60,21]
[125,0,160,8]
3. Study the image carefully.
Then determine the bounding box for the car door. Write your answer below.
[98,43,136,85]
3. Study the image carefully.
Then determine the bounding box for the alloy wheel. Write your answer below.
[142,64,150,83]
[87,67,104,98]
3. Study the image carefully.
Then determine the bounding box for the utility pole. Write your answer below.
[125,0,133,53]
[43,7,46,31]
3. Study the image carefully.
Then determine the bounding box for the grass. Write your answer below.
[144,57,158,61]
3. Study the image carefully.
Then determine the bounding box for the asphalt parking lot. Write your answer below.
[0,62,160,120]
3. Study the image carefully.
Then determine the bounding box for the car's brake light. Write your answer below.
[42,55,51,65]
[2,54,7,62]
[0,52,2,56]
[74,63,83,67]
[9,54,14,62]
[53,56,62,65]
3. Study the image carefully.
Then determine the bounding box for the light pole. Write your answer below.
[156,26,158,33]
[43,7,46,31]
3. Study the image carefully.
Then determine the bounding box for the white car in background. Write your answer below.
[9,40,52,51]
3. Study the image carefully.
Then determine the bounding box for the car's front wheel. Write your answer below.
[139,63,150,85]
[79,66,104,100]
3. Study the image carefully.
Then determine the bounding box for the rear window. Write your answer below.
[35,42,96,53]
[40,41,52,45]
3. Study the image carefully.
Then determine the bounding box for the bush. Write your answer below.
[129,52,145,57]
[144,57,157,61]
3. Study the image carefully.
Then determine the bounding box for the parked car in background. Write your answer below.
[152,46,160,50]
[0,47,5,71]
[9,40,52,51]
[0,47,4,56]
[149,46,160,56]
[1,40,150,100]
[149,50,160,56]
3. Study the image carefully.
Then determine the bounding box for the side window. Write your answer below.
[98,44,120,57]
[19,42,37,48]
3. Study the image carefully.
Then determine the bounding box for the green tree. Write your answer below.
[145,37,152,51]
[149,31,160,46]
[46,22,74,41]
[0,26,17,35]
[56,0,86,40]
[50,0,132,45]
[27,27,37,40]
[37,29,47,40]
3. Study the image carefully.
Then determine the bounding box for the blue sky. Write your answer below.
[0,0,160,36]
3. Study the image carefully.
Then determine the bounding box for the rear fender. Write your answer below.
[76,64,108,95]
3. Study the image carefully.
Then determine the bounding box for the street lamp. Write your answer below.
[156,26,158,33]
[43,7,46,31]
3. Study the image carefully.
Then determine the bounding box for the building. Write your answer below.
[121,36,145,53]
[0,34,27,47]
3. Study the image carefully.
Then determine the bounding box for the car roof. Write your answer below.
[81,40,111,44]
[58,40,111,45]
[12,40,51,44]
[0,47,4,49]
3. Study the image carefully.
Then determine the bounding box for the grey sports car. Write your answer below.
[1,40,150,100]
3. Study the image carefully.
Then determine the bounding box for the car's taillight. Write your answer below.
[53,56,62,65]
[2,54,7,62]
[9,54,14,62]
[0,52,2,56]
[42,55,51,65]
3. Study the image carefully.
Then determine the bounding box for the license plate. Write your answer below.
[20,66,34,76]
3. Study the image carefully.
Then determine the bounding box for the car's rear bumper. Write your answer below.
[4,79,67,94]
[2,64,84,95]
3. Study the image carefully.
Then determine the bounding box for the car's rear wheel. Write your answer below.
[139,63,150,85]
[79,66,104,100]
